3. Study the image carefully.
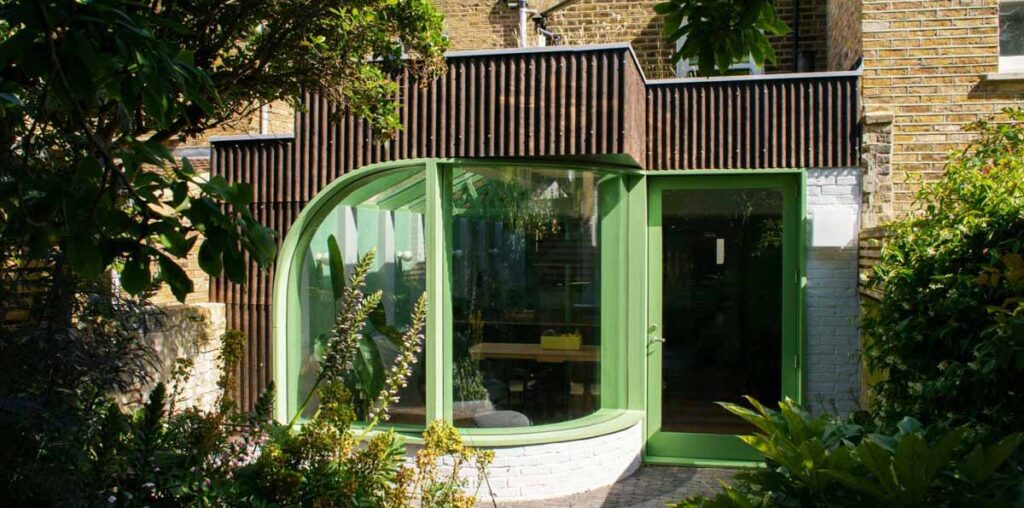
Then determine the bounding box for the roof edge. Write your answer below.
[445,43,646,82]
[646,68,862,85]
[210,134,295,144]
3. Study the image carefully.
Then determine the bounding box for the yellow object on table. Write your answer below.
[540,331,582,351]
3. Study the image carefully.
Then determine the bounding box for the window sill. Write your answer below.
[984,71,1024,82]
[358,408,644,447]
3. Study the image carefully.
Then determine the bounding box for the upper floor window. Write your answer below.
[1000,0,1024,71]
[674,38,761,77]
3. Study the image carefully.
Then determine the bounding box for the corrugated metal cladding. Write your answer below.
[210,45,861,409]
[645,75,860,169]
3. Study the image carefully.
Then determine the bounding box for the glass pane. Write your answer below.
[298,168,427,424]
[660,188,783,434]
[451,166,605,428]
[1001,1,1024,56]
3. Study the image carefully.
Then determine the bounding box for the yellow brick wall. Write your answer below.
[860,0,1024,225]
[434,0,521,49]
[150,157,212,306]
[435,0,828,78]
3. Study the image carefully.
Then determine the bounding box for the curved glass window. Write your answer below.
[296,167,427,424]
[450,166,613,428]
[283,161,630,435]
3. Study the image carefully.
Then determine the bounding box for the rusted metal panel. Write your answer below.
[645,73,860,169]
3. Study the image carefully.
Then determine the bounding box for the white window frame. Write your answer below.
[1000,0,1024,72]
[673,29,762,77]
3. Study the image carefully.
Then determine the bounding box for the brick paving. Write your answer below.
[477,466,735,508]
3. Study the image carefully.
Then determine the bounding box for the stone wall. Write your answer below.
[861,0,1024,222]
[124,303,227,412]
[805,168,862,416]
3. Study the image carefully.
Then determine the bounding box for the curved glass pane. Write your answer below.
[297,168,427,424]
[450,166,608,428]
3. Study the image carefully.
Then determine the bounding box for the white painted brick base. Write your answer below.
[413,422,643,502]
[805,168,862,416]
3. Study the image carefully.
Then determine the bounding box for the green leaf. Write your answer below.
[158,228,197,258]
[198,238,224,276]
[327,235,346,301]
[223,244,246,285]
[120,252,152,295]
[67,232,104,277]
[960,433,1023,484]
[157,254,193,302]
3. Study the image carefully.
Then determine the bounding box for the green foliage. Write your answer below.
[654,0,790,76]
[862,109,1024,437]
[0,0,447,303]
[671,398,1024,508]
[1,264,489,506]
[453,358,488,402]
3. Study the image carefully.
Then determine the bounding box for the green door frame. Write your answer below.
[643,171,805,466]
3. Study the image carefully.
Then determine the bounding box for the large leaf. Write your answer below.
[326,234,346,301]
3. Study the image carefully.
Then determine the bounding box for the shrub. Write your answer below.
[862,109,1024,435]
[0,250,492,507]
[671,398,1024,508]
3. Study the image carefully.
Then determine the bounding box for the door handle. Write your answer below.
[647,324,664,345]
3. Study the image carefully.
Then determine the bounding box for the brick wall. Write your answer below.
[435,0,828,78]
[860,0,1024,225]
[774,0,829,72]
[151,156,212,306]
[435,0,520,49]
[827,0,862,71]
[805,168,862,416]
[409,422,643,501]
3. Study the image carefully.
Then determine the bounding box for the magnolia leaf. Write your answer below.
[120,252,152,295]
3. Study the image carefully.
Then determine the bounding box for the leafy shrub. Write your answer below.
[0,250,492,507]
[862,109,1024,435]
[672,398,1024,508]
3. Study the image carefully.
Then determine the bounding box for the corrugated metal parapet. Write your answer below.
[294,44,648,180]
[645,71,861,170]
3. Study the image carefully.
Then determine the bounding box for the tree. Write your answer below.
[0,0,447,314]
[654,0,790,76]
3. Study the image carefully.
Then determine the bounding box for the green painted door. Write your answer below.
[645,174,802,465]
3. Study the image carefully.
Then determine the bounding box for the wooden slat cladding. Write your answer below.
[210,137,297,410]
[293,47,645,176]
[645,74,860,170]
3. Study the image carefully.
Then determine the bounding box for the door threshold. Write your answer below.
[642,454,763,469]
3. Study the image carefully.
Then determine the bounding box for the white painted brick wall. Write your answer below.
[805,168,861,416]
[411,422,643,502]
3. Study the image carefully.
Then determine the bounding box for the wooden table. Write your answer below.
[469,342,599,363]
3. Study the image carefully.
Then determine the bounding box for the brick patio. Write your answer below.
[476,466,736,508]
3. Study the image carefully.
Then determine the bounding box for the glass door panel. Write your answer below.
[660,188,782,434]
[646,175,799,463]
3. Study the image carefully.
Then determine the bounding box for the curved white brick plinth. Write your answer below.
[423,421,644,502]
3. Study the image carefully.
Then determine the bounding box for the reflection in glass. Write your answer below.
[451,166,606,428]
[298,168,427,424]
[1001,1,1024,56]
[660,189,783,434]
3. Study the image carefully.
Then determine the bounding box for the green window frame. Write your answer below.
[273,159,647,446]
[273,161,805,450]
